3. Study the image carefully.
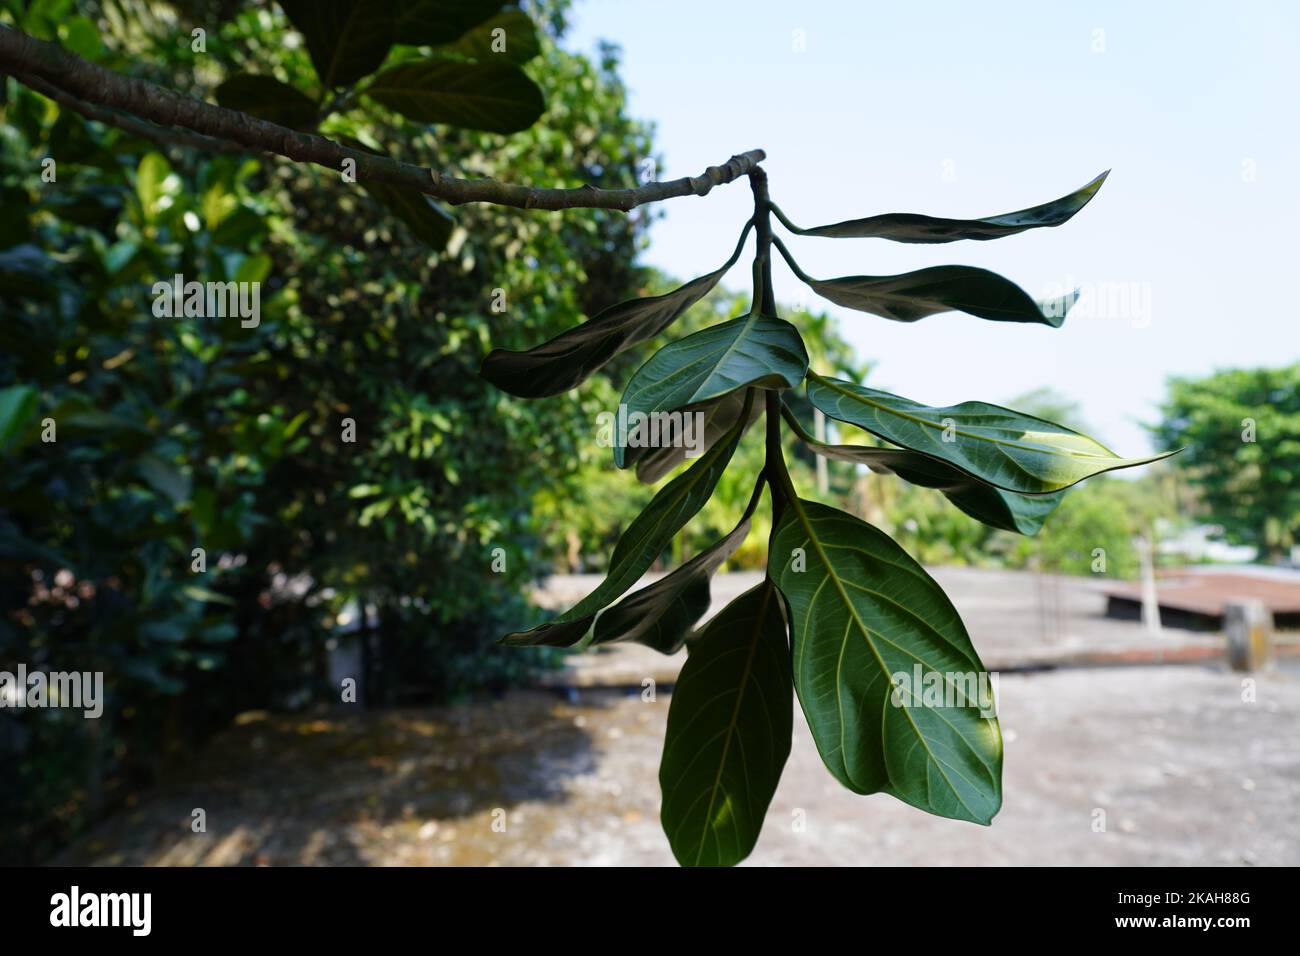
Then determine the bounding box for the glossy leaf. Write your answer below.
[134,153,175,225]
[0,385,39,453]
[659,580,792,866]
[215,74,320,130]
[777,171,1109,242]
[281,0,395,89]
[783,248,1076,327]
[364,59,543,134]
[615,313,808,467]
[499,397,751,647]
[395,0,505,47]
[784,410,1064,535]
[435,8,539,64]
[481,223,752,399]
[807,374,1174,495]
[630,387,763,484]
[60,15,101,60]
[770,497,1002,824]
[590,478,763,652]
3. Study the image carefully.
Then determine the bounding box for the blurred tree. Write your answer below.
[1003,470,1178,579]
[1154,363,1300,562]
[1002,386,1133,576]
[0,0,660,860]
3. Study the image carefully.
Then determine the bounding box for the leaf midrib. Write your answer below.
[786,497,978,817]
[322,4,365,89]
[563,429,733,625]
[637,314,761,409]
[815,376,1120,463]
[693,583,773,866]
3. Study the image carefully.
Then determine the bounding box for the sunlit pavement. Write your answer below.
[56,663,1299,866]
[537,568,1239,689]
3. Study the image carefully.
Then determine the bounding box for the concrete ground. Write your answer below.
[52,568,1300,866]
[536,568,1234,688]
[56,663,1299,866]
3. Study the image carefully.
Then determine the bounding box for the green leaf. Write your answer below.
[59,15,101,60]
[770,497,1002,824]
[395,0,506,46]
[337,135,455,248]
[281,0,395,88]
[776,171,1109,242]
[630,387,763,484]
[182,585,237,607]
[211,208,266,247]
[363,59,543,133]
[500,394,753,647]
[481,223,752,399]
[434,8,538,64]
[135,152,176,224]
[215,74,320,129]
[56,406,150,435]
[200,621,239,644]
[780,243,1075,326]
[783,408,1064,535]
[590,477,763,653]
[615,313,808,467]
[0,385,39,453]
[234,253,272,284]
[659,580,792,867]
[807,373,1173,495]
[137,454,191,504]
[362,179,455,248]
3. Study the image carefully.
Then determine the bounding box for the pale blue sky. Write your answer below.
[566,0,1299,454]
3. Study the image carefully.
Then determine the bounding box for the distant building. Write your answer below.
[1105,565,1300,632]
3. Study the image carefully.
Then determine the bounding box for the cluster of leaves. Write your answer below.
[848,390,1181,577]
[530,283,866,574]
[1154,363,1300,561]
[0,104,301,858]
[483,171,1172,865]
[0,0,655,861]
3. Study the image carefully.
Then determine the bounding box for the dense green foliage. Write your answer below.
[0,0,658,862]
[1155,363,1300,561]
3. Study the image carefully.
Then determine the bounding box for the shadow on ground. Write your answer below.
[55,664,1300,866]
[54,690,609,866]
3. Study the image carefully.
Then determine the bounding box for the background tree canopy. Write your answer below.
[1154,363,1300,560]
[0,0,670,862]
[0,0,864,863]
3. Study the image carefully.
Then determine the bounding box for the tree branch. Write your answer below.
[16,73,247,155]
[0,25,764,212]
